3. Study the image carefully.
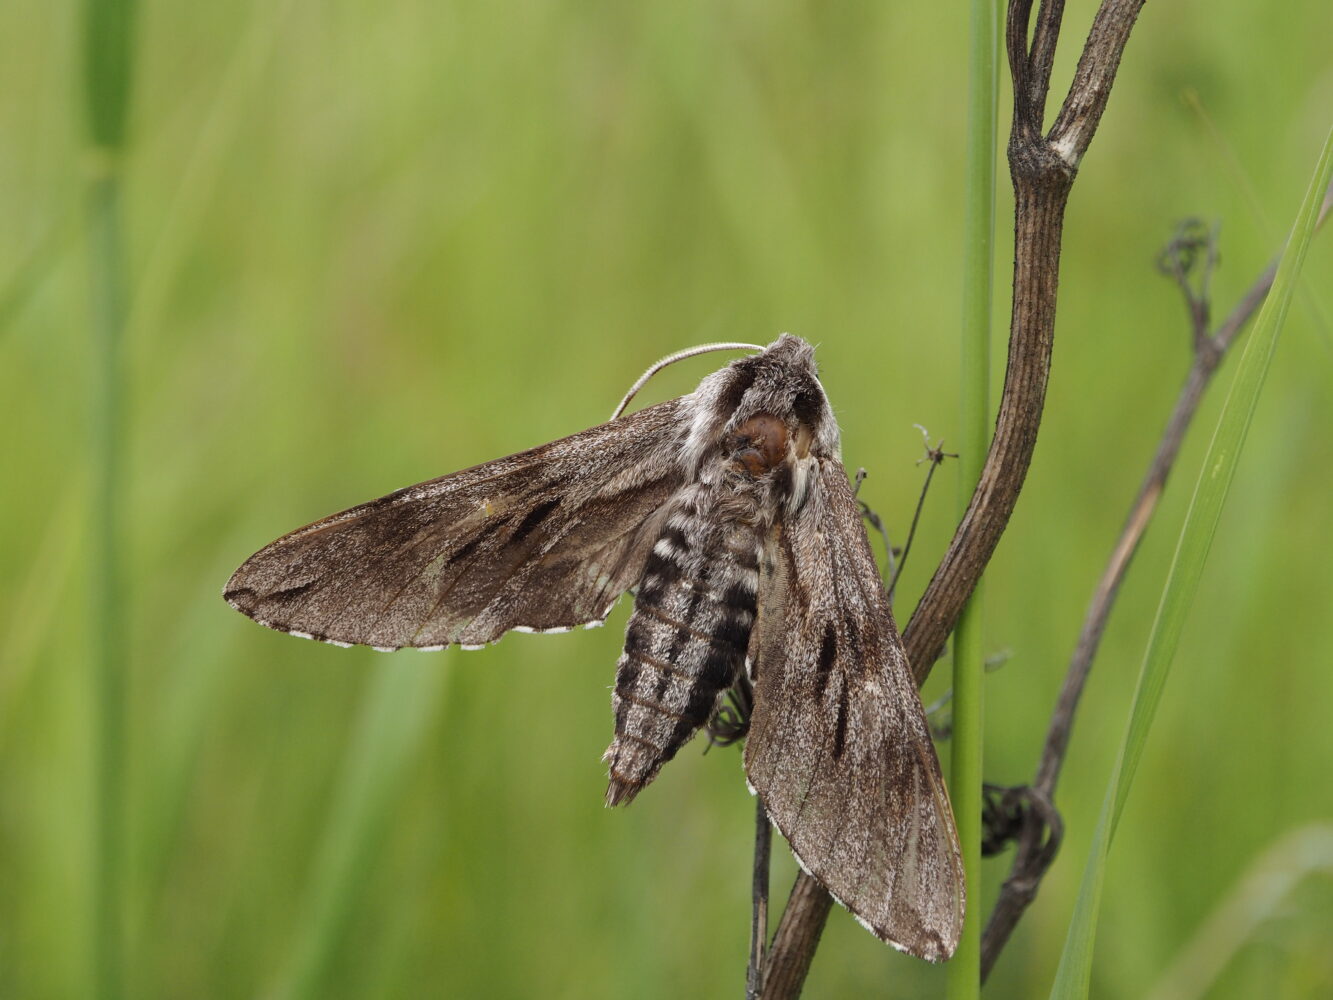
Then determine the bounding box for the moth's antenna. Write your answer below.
[611,342,763,420]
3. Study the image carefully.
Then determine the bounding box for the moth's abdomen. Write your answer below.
[604,486,760,805]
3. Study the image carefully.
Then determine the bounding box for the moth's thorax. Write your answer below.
[681,334,842,489]
[726,414,788,477]
[717,410,822,516]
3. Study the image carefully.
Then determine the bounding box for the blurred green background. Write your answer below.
[4,1,1332,997]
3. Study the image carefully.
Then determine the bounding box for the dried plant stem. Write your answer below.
[979,182,1333,979]
[887,438,956,603]
[758,2,1146,995]
[747,803,772,1000]
[761,876,834,998]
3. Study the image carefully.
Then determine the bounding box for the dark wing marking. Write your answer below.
[224,399,688,649]
[743,458,964,961]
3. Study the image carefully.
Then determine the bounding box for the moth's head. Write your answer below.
[684,334,841,483]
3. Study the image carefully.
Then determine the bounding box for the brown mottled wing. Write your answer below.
[224,399,687,649]
[743,458,965,961]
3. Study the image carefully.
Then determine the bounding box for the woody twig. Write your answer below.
[759,1,1148,995]
[979,183,1333,980]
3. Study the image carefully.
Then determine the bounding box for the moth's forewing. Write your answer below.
[744,459,965,961]
[224,399,687,649]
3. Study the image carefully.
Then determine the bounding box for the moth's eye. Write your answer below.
[793,389,823,430]
[727,413,788,476]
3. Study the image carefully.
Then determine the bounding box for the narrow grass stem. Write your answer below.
[947,0,1000,997]
[82,1,138,992]
[87,165,128,1000]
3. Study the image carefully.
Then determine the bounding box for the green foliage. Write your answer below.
[3,2,1331,997]
[82,1,139,996]
[1051,127,1333,1000]
[82,0,138,149]
[274,660,447,1000]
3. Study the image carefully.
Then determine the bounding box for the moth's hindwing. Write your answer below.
[743,458,966,962]
[224,399,687,649]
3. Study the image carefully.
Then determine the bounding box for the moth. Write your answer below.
[224,334,965,960]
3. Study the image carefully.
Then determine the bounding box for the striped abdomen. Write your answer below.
[604,483,762,805]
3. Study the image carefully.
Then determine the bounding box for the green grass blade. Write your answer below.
[0,213,77,343]
[87,168,129,1000]
[947,0,1000,995]
[1049,125,1333,1000]
[82,0,137,150]
[272,659,446,1000]
[82,2,138,994]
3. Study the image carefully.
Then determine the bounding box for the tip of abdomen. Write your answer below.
[603,738,656,806]
[604,775,644,807]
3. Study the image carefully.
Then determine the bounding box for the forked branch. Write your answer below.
[979,183,1333,980]
[758,1,1146,995]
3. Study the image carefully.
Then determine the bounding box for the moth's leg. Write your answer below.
[705,678,753,748]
